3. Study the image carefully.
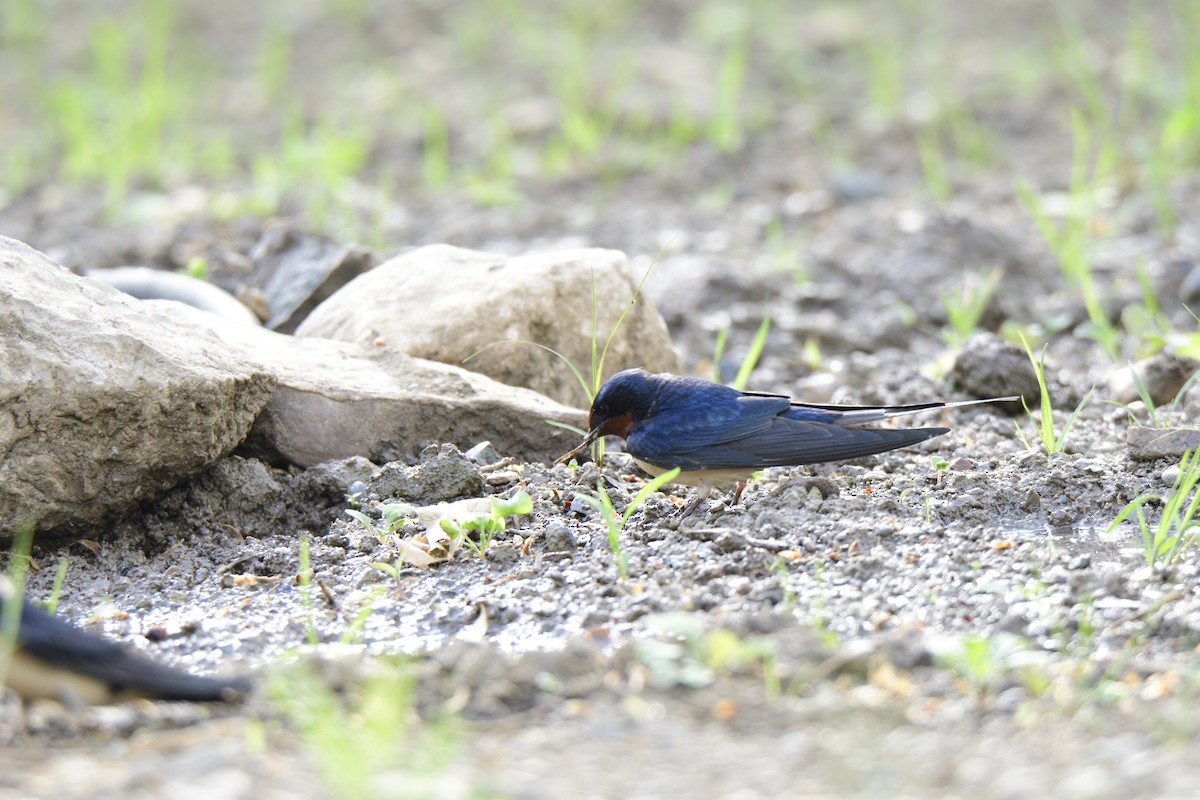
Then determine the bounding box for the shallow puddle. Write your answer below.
[1002,522,1136,562]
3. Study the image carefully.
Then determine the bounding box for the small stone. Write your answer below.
[464,441,500,465]
[1043,566,1070,584]
[714,534,744,554]
[1163,465,1181,485]
[1019,489,1041,512]
[1047,508,1077,526]
[728,576,752,595]
[368,444,483,504]
[542,522,578,551]
[1068,554,1091,570]
[484,543,520,566]
[1107,353,1199,406]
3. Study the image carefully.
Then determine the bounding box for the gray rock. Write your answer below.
[0,237,276,539]
[369,444,483,504]
[294,456,380,506]
[294,244,680,407]
[0,237,586,539]
[1128,427,1200,461]
[247,224,378,333]
[239,340,586,468]
[1106,352,1199,406]
[950,333,1041,402]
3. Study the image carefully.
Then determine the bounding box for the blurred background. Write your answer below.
[1,0,1197,384]
[2,0,1195,244]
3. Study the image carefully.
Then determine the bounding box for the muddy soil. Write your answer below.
[4,1,1200,798]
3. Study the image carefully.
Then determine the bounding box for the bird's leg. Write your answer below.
[731,481,746,506]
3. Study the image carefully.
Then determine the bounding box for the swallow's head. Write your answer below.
[588,368,654,439]
[555,369,655,464]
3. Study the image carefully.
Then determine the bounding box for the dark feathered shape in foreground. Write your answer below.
[558,368,1016,507]
[1,579,249,704]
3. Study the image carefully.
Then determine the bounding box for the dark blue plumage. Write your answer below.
[1,578,249,703]
[558,369,1014,499]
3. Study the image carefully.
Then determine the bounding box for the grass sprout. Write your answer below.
[465,257,658,406]
[1014,334,1093,454]
[709,325,728,384]
[439,492,534,556]
[917,127,951,202]
[929,632,1031,696]
[709,42,747,152]
[468,254,662,465]
[0,526,35,692]
[1120,261,1171,359]
[268,658,465,800]
[1016,111,1120,360]
[43,556,69,615]
[731,315,771,391]
[1110,449,1200,567]
[709,315,771,389]
[578,467,680,579]
[298,533,319,646]
[940,268,1002,346]
[345,503,419,545]
[636,612,776,692]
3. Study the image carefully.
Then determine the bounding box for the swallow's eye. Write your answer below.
[594,402,610,418]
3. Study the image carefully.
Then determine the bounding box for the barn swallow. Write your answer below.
[1,578,249,704]
[557,369,1016,508]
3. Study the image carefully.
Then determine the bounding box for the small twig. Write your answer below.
[218,523,246,542]
[316,577,338,610]
[1111,588,1185,628]
[216,554,254,575]
[680,526,790,552]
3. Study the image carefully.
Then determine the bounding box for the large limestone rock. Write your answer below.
[0,238,276,536]
[0,238,586,539]
[294,245,680,407]
[228,329,586,469]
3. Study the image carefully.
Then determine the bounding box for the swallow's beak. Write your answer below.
[554,425,602,465]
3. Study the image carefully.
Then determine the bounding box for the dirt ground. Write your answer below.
[4,1,1200,798]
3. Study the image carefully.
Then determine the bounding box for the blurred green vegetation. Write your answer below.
[1,0,1197,247]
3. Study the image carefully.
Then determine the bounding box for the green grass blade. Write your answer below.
[710,326,728,384]
[731,315,771,391]
[596,257,660,394]
[463,339,592,404]
[624,467,682,522]
[0,526,35,691]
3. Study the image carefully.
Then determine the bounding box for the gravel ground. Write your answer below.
[5,1,1200,798]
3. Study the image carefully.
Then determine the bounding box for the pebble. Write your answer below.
[465,440,501,465]
[542,522,578,551]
